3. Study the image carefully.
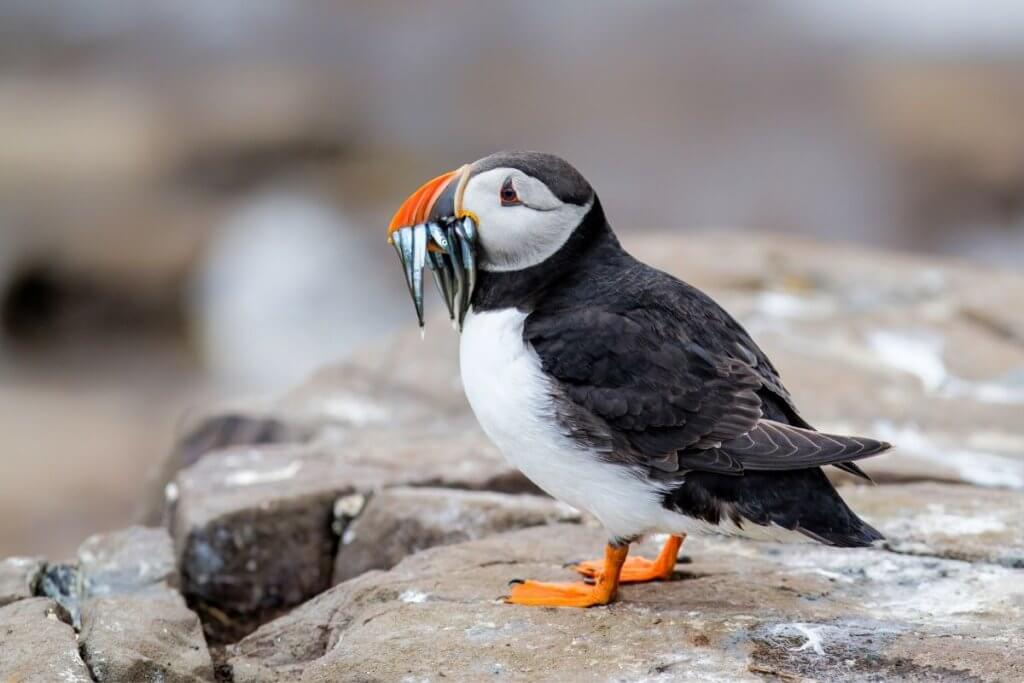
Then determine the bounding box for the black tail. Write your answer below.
[663,467,883,547]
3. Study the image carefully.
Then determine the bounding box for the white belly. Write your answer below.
[459,307,679,540]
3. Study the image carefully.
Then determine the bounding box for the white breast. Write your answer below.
[459,307,680,540]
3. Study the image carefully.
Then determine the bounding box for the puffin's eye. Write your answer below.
[500,176,520,206]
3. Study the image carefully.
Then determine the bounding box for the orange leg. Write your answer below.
[505,543,629,608]
[572,534,685,584]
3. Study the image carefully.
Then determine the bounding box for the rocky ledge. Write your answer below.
[3,233,1024,682]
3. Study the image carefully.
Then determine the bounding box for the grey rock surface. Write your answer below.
[170,422,537,642]
[35,526,181,628]
[230,522,1024,682]
[0,598,93,683]
[78,525,179,596]
[79,593,215,683]
[844,481,1024,568]
[2,530,213,682]
[0,556,43,607]
[333,487,581,582]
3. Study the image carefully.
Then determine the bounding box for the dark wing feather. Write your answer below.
[526,268,889,477]
[526,307,763,461]
[704,420,890,471]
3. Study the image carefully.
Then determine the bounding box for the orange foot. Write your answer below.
[505,580,614,607]
[572,534,685,584]
[505,544,628,608]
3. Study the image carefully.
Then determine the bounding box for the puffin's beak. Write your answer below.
[387,166,465,241]
[386,165,477,331]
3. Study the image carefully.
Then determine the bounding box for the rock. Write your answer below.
[170,426,538,643]
[36,562,82,628]
[0,598,92,683]
[0,556,43,607]
[79,593,215,683]
[171,444,345,643]
[34,526,180,628]
[333,487,582,582]
[842,481,1024,568]
[144,361,471,527]
[2,529,215,682]
[142,412,298,526]
[78,525,178,596]
[229,523,1024,682]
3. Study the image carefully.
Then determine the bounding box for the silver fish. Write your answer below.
[456,217,476,311]
[411,223,428,327]
[391,216,476,332]
[428,249,456,320]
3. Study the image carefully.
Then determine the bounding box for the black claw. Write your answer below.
[508,578,525,586]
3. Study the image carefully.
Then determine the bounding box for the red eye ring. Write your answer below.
[500,176,520,206]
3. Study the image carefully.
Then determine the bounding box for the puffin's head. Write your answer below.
[387,151,595,328]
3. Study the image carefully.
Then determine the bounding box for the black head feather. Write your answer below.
[471,151,593,206]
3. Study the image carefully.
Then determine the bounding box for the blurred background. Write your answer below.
[2,0,1024,559]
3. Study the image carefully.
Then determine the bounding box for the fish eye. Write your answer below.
[500,176,520,206]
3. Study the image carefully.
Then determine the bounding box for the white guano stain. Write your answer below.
[772,622,827,656]
[399,589,429,603]
[872,421,1024,489]
[754,291,837,320]
[319,394,390,425]
[224,461,302,487]
[911,503,1007,536]
[867,330,1024,404]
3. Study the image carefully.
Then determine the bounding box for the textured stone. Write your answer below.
[171,423,536,642]
[0,556,43,607]
[36,562,83,628]
[32,526,180,628]
[0,598,92,683]
[78,525,178,597]
[143,412,298,526]
[333,487,581,582]
[843,481,1024,568]
[229,523,1024,682]
[79,593,215,683]
[2,530,213,681]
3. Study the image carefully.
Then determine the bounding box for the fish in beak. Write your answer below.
[387,165,476,331]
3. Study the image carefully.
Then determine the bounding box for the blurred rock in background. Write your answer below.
[1,1,1024,557]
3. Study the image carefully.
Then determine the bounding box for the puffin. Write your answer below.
[386,151,890,608]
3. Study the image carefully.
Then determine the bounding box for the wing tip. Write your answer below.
[797,517,885,547]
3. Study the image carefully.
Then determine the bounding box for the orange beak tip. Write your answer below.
[387,168,461,239]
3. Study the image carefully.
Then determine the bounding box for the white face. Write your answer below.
[459,167,592,271]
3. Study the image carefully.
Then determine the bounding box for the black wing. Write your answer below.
[525,272,888,477]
